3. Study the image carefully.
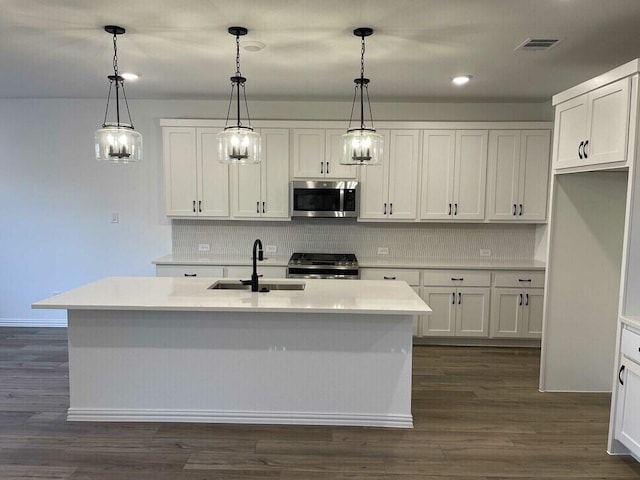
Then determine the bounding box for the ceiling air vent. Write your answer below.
[515,38,563,51]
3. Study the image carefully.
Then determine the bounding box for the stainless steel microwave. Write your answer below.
[290,180,359,218]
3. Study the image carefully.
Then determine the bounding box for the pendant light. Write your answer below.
[341,27,383,166]
[94,26,142,163]
[217,26,261,164]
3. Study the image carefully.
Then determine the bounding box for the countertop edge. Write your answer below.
[32,304,431,315]
[153,255,545,270]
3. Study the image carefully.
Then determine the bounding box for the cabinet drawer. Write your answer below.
[225,266,287,279]
[360,268,420,286]
[622,326,640,365]
[493,271,545,288]
[422,270,490,287]
[156,265,224,278]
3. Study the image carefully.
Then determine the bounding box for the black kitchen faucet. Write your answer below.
[251,239,264,292]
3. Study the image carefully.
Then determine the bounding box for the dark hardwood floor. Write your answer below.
[1,327,639,479]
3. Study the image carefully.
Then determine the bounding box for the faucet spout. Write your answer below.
[251,239,264,292]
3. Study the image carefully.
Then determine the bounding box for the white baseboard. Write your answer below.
[67,408,413,428]
[0,318,67,328]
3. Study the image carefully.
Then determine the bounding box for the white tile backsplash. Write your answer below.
[172,219,536,260]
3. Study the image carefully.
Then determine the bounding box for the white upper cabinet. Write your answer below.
[487,130,550,221]
[325,129,359,179]
[163,127,229,218]
[553,77,631,171]
[291,129,357,179]
[420,131,455,220]
[359,130,418,220]
[231,128,290,219]
[420,130,487,220]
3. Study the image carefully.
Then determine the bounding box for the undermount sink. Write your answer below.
[208,280,306,291]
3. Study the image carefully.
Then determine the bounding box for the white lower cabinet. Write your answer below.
[421,270,491,337]
[224,266,287,279]
[156,265,286,279]
[359,268,422,335]
[615,326,640,458]
[421,287,490,337]
[156,265,224,278]
[490,288,544,338]
[490,271,545,339]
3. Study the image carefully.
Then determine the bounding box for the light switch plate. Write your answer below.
[265,245,277,253]
[198,243,210,252]
[479,248,492,257]
[110,212,119,224]
[377,247,389,255]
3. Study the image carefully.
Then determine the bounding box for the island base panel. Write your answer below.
[66,310,414,428]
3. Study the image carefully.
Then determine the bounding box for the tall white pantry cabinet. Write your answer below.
[537,59,640,461]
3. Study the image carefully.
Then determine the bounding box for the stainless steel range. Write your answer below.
[287,253,359,279]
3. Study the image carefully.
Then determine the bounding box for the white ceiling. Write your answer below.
[2,0,640,102]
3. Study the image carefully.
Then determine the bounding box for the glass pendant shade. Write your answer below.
[95,123,143,163]
[341,129,384,165]
[217,126,261,164]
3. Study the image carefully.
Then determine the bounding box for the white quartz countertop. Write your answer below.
[153,254,545,270]
[32,277,431,315]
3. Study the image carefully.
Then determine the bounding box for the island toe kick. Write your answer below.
[65,309,414,428]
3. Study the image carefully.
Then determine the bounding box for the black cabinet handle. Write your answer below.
[513,204,517,216]
[619,365,625,385]
[518,278,532,282]
[384,203,387,215]
[193,200,196,213]
[320,161,324,174]
[262,201,265,214]
[458,292,462,304]
[525,293,529,306]
[519,204,523,216]
[578,141,584,159]
[451,277,464,281]
[326,162,330,174]
[256,201,260,214]
[198,200,202,213]
[184,273,197,277]
[449,203,452,215]
[454,203,458,215]
[583,140,589,159]
[452,292,456,305]
[383,276,396,280]
[390,203,393,215]
[519,293,523,306]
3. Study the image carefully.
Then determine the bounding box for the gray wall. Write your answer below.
[0,97,552,325]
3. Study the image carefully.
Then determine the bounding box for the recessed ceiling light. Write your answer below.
[452,75,472,86]
[121,72,139,81]
[241,40,265,52]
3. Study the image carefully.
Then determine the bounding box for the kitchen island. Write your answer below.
[33,277,430,428]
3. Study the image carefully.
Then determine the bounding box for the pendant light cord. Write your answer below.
[347,33,374,131]
[102,31,135,129]
[224,31,253,129]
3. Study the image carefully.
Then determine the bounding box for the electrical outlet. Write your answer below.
[265,245,277,254]
[198,243,210,252]
[377,247,389,255]
[110,212,119,223]
[479,248,492,257]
